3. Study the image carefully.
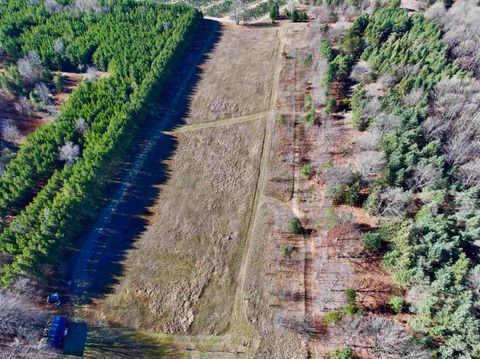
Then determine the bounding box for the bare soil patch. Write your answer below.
[96,119,264,335]
[187,23,277,124]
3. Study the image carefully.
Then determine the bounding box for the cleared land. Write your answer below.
[73,19,288,358]
[186,24,277,124]
[98,119,264,334]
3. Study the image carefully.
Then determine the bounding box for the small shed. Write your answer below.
[47,315,69,349]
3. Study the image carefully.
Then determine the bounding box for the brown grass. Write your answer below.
[97,119,264,335]
[187,23,277,124]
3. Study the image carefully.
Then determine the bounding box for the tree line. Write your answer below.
[0,0,201,284]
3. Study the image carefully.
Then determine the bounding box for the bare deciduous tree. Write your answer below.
[406,163,442,190]
[69,0,105,14]
[14,96,33,116]
[53,38,65,55]
[323,165,355,186]
[372,113,401,136]
[378,187,413,217]
[356,129,381,151]
[231,0,248,25]
[75,118,88,133]
[331,315,429,358]
[84,66,101,82]
[17,52,44,84]
[423,77,480,179]
[44,0,63,14]
[355,150,385,182]
[33,82,52,105]
[350,61,371,83]
[402,88,424,107]
[1,119,22,143]
[0,290,58,359]
[59,141,80,165]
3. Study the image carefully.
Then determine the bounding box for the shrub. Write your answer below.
[319,39,333,61]
[326,183,345,205]
[329,347,353,359]
[322,207,343,230]
[323,310,343,326]
[53,74,63,92]
[280,244,291,257]
[278,113,286,124]
[304,54,313,66]
[301,163,313,177]
[288,219,302,234]
[325,98,337,113]
[345,288,357,306]
[290,9,299,22]
[344,182,360,206]
[319,159,334,172]
[269,1,279,22]
[361,232,382,252]
[389,296,405,313]
[304,105,315,124]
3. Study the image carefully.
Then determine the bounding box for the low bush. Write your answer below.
[288,219,302,234]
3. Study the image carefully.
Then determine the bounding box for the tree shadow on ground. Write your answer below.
[63,321,88,357]
[80,326,183,359]
[65,19,223,303]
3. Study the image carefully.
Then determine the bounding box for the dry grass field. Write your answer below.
[187,23,277,124]
[98,119,264,335]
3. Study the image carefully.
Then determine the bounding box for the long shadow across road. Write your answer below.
[70,19,222,306]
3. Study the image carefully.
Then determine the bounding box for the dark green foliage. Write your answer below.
[361,232,382,252]
[290,9,299,22]
[304,53,313,66]
[269,1,279,22]
[345,288,357,306]
[344,182,360,206]
[344,288,362,314]
[0,0,201,284]
[304,94,315,124]
[301,163,313,177]
[325,97,337,113]
[347,7,480,355]
[288,219,302,234]
[319,39,333,61]
[280,244,291,257]
[53,74,63,92]
[326,183,345,204]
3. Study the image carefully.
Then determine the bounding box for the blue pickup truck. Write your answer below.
[45,315,69,349]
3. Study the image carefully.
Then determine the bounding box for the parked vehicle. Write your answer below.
[47,292,61,306]
[45,315,69,349]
